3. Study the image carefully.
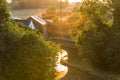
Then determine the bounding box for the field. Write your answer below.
[11,9,46,19]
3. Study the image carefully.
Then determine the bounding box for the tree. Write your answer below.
[42,7,70,37]
[111,0,120,29]
[0,1,60,80]
[0,0,10,26]
[12,0,60,9]
[42,7,59,23]
[0,22,60,80]
[74,0,120,73]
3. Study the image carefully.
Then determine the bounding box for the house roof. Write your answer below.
[15,19,32,26]
[29,16,47,25]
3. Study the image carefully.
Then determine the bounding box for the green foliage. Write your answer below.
[42,7,59,22]
[74,0,120,73]
[0,0,59,80]
[46,21,70,38]
[0,1,60,79]
[0,23,59,80]
[0,21,60,80]
[111,0,120,30]
[68,13,89,40]
[0,0,60,80]
[42,7,71,37]
[80,0,111,28]
[0,0,10,26]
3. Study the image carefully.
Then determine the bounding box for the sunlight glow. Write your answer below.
[58,0,65,2]
[6,0,12,3]
[55,49,68,79]
[99,0,103,1]
[68,0,83,3]
[58,0,83,3]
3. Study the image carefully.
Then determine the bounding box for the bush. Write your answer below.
[75,0,120,73]
[0,21,60,80]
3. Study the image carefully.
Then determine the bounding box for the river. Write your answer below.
[56,49,68,80]
[11,9,69,80]
[56,49,99,80]
[58,49,102,80]
[11,9,102,80]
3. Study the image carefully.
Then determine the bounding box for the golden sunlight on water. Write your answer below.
[55,50,68,80]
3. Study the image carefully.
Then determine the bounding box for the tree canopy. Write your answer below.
[72,0,120,73]
[0,0,60,80]
[0,0,10,26]
[11,0,68,9]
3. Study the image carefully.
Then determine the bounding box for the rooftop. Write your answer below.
[30,16,47,25]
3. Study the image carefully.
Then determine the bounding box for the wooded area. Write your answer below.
[11,0,68,9]
[0,0,60,80]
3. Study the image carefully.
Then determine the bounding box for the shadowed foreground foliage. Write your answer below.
[0,0,60,80]
[0,22,60,80]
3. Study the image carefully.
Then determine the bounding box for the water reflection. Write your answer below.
[55,49,68,80]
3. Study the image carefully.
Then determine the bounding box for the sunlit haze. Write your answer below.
[6,0,12,3]
[68,0,83,3]
[58,0,83,3]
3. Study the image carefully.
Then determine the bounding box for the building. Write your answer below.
[14,16,48,38]
[28,16,48,37]
[15,19,35,29]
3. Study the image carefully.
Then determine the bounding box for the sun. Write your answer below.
[68,0,83,3]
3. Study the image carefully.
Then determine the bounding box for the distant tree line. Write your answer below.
[11,0,68,9]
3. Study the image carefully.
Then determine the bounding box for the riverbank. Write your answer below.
[60,49,103,80]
